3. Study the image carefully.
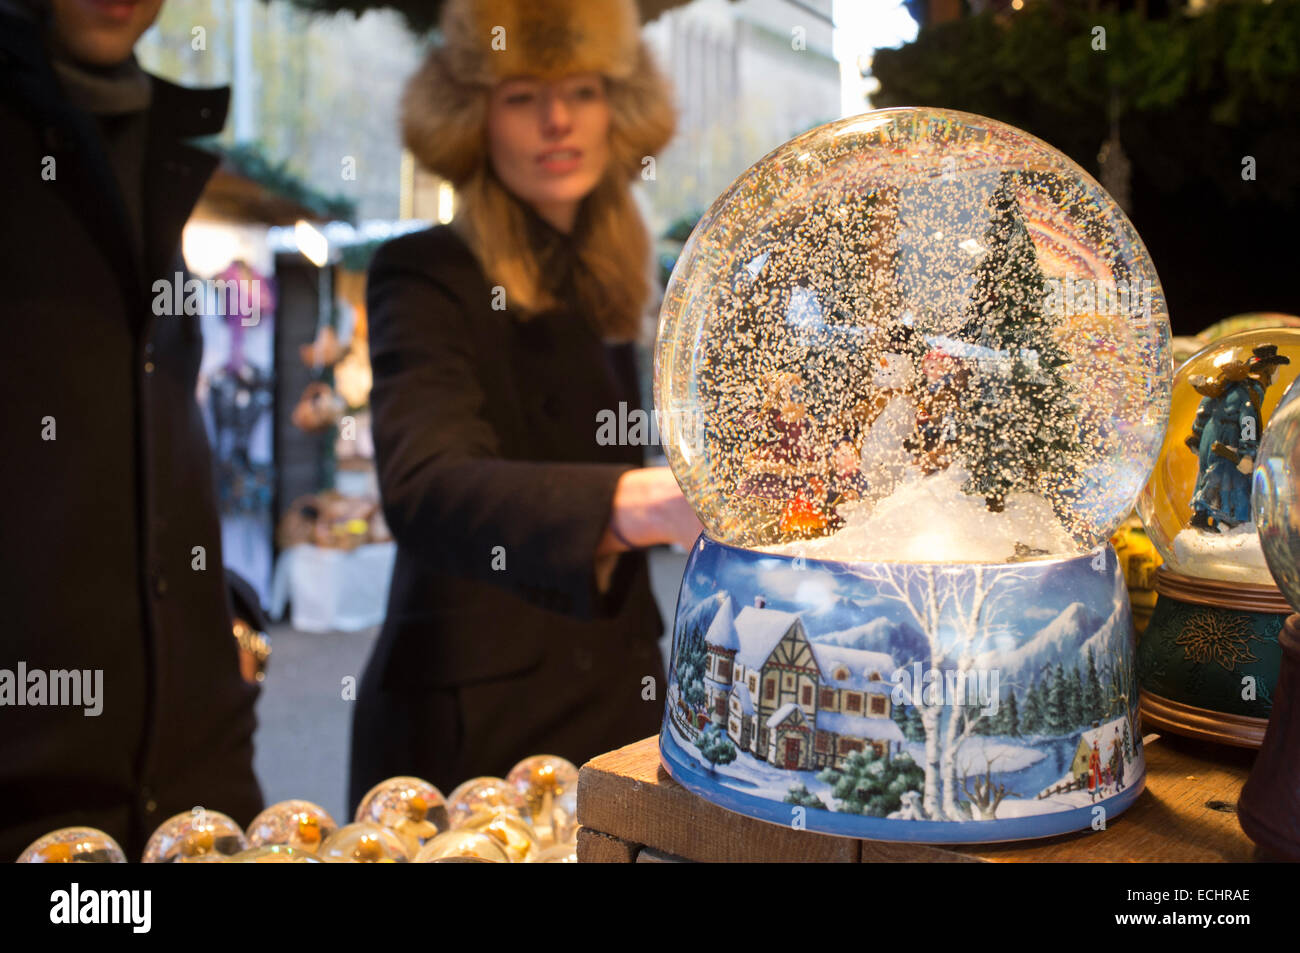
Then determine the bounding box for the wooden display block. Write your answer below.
[575,732,1262,863]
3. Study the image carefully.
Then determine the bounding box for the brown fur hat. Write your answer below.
[402,0,676,185]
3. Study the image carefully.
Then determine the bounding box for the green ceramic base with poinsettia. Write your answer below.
[1137,567,1287,748]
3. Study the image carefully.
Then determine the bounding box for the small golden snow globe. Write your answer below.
[18,827,126,863]
[1137,328,1300,746]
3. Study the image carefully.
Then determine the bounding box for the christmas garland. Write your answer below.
[199,140,358,223]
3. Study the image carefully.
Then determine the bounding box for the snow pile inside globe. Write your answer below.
[1139,328,1300,583]
[655,108,1171,563]
[1253,376,1300,606]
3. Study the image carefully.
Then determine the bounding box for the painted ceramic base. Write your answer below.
[660,536,1147,843]
[1136,567,1288,749]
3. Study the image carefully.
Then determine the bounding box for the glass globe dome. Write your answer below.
[245,799,337,853]
[455,810,541,863]
[535,843,578,863]
[17,827,126,863]
[225,845,325,863]
[1139,328,1300,583]
[318,822,409,863]
[446,776,530,829]
[354,776,447,854]
[142,809,247,863]
[413,829,509,863]
[506,754,578,845]
[1254,376,1300,608]
[655,108,1171,562]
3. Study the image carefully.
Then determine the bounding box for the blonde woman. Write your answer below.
[349,0,701,806]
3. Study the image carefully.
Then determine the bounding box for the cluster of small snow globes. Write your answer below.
[16,755,578,863]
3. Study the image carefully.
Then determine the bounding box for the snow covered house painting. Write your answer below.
[661,536,1148,842]
[701,594,903,770]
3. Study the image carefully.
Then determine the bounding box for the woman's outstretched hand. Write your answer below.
[599,467,704,554]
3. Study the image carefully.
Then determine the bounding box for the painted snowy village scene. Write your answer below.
[663,541,1146,834]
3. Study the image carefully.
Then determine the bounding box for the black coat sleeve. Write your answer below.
[366,238,634,620]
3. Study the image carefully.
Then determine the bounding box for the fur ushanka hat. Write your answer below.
[403,0,676,187]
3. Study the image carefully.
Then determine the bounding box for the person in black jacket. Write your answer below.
[348,0,701,805]
[0,0,262,859]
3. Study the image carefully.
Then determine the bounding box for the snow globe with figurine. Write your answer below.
[655,108,1171,842]
[1137,329,1300,747]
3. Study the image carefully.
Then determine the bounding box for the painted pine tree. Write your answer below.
[1084,647,1106,724]
[893,702,926,742]
[674,620,708,711]
[1071,666,1087,728]
[816,748,924,817]
[697,725,737,774]
[784,783,827,810]
[1002,688,1020,737]
[1020,679,1043,735]
[955,172,1080,512]
[1047,663,1072,735]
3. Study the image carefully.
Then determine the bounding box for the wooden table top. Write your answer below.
[576,731,1263,862]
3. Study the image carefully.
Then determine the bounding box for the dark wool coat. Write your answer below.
[348,216,666,808]
[0,16,262,860]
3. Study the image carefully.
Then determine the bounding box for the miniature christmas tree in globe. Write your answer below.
[952,172,1081,517]
[656,107,1171,843]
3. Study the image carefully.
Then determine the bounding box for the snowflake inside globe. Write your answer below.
[655,108,1171,562]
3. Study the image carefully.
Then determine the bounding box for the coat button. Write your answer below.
[152,574,168,597]
[144,361,155,375]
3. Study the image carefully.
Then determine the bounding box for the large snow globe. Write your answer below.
[655,108,1171,842]
[1136,329,1300,747]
